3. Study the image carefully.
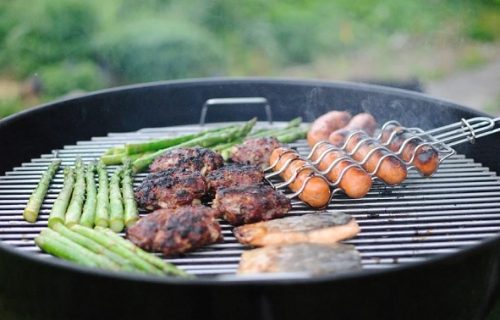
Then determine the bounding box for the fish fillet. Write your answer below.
[233,211,359,246]
[238,243,361,275]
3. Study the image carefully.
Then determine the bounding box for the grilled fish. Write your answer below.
[233,212,359,246]
[238,243,362,275]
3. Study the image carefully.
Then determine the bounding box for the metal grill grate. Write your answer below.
[1,121,500,277]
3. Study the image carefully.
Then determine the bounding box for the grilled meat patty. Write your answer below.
[135,168,207,210]
[125,209,170,251]
[238,243,362,275]
[230,137,281,169]
[150,147,224,175]
[212,184,291,226]
[234,212,360,246]
[206,164,264,195]
[126,206,223,256]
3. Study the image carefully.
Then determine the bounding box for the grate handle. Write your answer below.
[199,97,273,126]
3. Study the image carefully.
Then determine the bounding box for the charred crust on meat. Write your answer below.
[150,147,223,174]
[213,184,291,226]
[135,168,207,210]
[230,137,281,168]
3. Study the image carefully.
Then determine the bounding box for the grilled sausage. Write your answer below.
[310,142,372,198]
[380,123,440,177]
[329,113,378,146]
[269,147,331,208]
[307,111,351,147]
[343,131,407,185]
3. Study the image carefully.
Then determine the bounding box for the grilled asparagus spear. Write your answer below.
[65,158,86,227]
[71,225,163,275]
[95,226,190,277]
[109,167,124,232]
[48,167,75,228]
[51,223,137,271]
[79,163,97,228]
[23,159,61,222]
[122,162,138,228]
[95,162,110,227]
[132,118,257,172]
[35,228,119,270]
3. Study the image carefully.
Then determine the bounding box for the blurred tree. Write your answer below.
[1,0,98,77]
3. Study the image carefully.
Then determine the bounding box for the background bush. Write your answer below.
[95,18,226,82]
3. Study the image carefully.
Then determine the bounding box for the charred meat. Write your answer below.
[135,168,207,210]
[238,243,362,275]
[212,184,291,226]
[206,164,264,195]
[230,137,281,169]
[126,206,223,256]
[150,147,224,175]
[234,212,359,246]
[126,209,170,250]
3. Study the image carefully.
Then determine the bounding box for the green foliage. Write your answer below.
[0,98,25,119]
[38,61,106,99]
[467,10,500,42]
[1,0,98,76]
[95,18,226,82]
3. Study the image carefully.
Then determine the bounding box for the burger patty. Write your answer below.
[135,168,207,210]
[212,184,291,226]
[230,137,281,169]
[126,206,223,256]
[150,147,224,175]
[206,164,264,195]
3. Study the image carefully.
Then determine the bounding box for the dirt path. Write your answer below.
[426,57,500,115]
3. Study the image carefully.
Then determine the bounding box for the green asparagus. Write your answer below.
[109,167,124,232]
[122,162,138,228]
[48,167,75,228]
[95,162,110,227]
[36,228,120,270]
[95,226,190,277]
[51,223,137,272]
[79,163,97,228]
[132,118,257,172]
[124,124,237,155]
[276,127,308,143]
[23,159,61,222]
[70,225,163,275]
[65,158,86,227]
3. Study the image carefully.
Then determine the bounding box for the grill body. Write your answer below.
[0,78,499,320]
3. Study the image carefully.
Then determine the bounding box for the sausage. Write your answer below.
[307,111,351,147]
[329,113,378,146]
[310,142,372,198]
[380,123,440,177]
[269,147,331,208]
[343,131,407,185]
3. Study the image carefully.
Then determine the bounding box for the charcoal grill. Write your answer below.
[0,79,499,320]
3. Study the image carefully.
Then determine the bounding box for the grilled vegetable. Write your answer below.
[109,167,124,232]
[35,228,119,270]
[132,118,257,172]
[96,226,190,277]
[95,162,110,227]
[51,223,137,271]
[71,225,163,275]
[65,158,86,227]
[23,159,61,222]
[122,162,139,227]
[124,125,235,155]
[79,163,97,228]
[48,167,75,228]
